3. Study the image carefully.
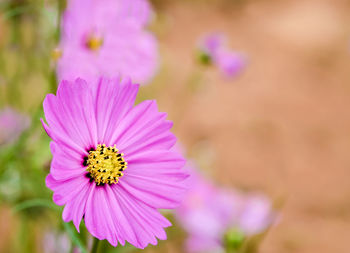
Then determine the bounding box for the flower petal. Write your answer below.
[50,142,86,181]
[84,185,119,246]
[120,150,189,209]
[46,174,90,206]
[42,79,97,150]
[112,100,175,155]
[112,186,170,248]
[62,182,92,232]
[93,78,139,144]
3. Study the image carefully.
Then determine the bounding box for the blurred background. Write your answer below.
[1,0,350,252]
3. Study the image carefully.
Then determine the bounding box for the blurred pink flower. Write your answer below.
[199,33,246,78]
[176,167,238,252]
[57,0,158,85]
[176,167,277,253]
[236,193,277,236]
[200,33,224,58]
[42,77,189,248]
[0,108,30,146]
[43,230,70,253]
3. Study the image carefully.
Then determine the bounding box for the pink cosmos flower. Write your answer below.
[199,33,246,78]
[42,77,189,248]
[176,167,277,253]
[57,0,158,85]
[0,108,30,146]
[200,33,224,58]
[235,193,277,236]
[176,168,238,253]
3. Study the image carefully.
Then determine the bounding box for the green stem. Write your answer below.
[49,67,58,94]
[63,222,88,253]
[90,237,100,253]
[56,0,65,41]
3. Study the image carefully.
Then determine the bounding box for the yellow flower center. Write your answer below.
[51,47,62,61]
[86,36,103,51]
[86,144,127,185]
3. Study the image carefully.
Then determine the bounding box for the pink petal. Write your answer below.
[112,186,169,248]
[46,174,90,206]
[84,185,119,246]
[120,150,188,209]
[112,100,175,154]
[62,182,92,232]
[83,184,172,248]
[42,79,97,151]
[186,235,223,253]
[50,142,86,181]
[93,78,139,144]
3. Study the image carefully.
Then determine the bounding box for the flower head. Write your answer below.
[200,33,225,59]
[0,108,30,146]
[235,193,277,236]
[57,0,158,85]
[42,77,189,248]
[176,167,238,253]
[176,167,277,253]
[198,33,246,78]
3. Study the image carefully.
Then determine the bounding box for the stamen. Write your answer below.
[86,35,103,51]
[51,48,62,61]
[85,144,127,185]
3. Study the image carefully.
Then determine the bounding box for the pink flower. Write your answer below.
[43,230,70,253]
[0,108,30,146]
[57,0,158,85]
[176,167,277,252]
[176,167,238,253]
[235,193,277,236]
[42,77,189,248]
[200,33,224,58]
[199,33,245,78]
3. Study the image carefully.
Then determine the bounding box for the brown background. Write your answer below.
[146,0,350,252]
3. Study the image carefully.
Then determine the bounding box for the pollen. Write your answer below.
[86,35,103,51]
[51,47,62,61]
[86,144,127,185]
